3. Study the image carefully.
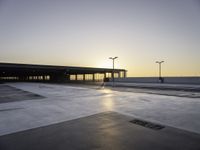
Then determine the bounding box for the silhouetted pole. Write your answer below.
[156,61,164,82]
[109,57,118,87]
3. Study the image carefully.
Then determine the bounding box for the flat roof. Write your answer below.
[0,62,126,75]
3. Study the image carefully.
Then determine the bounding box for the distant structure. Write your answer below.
[0,63,127,82]
[155,60,164,83]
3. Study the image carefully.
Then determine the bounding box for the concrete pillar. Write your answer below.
[66,74,70,81]
[19,76,25,81]
[83,74,85,81]
[124,71,127,78]
[92,74,95,82]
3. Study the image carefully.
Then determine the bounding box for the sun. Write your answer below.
[96,60,120,69]
[97,60,111,68]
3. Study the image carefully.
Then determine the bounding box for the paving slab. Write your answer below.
[0,112,200,150]
[0,84,44,103]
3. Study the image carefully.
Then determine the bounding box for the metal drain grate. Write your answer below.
[130,119,165,130]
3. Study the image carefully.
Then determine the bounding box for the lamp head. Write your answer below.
[109,56,118,60]
[156,61,164,64]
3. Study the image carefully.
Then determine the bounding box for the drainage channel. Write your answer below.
[130,119,165,130]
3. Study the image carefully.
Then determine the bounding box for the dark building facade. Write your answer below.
[0,63,127,82]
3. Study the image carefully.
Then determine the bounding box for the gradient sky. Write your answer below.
[0,0,200,77]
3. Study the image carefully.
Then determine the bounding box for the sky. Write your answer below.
[0,0,200,77]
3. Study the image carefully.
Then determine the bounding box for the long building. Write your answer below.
[0,63,127,82]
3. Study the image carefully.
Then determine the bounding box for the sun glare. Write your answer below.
[97,60,112,68]
[97,60,120,69]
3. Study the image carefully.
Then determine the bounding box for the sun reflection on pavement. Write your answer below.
[99,88,114,110]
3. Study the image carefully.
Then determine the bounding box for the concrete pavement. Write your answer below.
[1,112,200,150]
[0,82,200,149]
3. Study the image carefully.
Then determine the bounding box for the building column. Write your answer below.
[92,74,95,82]
[104,73,106,79]
[124,71,127,78]
[66,74,70,81]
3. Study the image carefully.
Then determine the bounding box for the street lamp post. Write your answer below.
[156,61,164,83]
[109,57,118,87]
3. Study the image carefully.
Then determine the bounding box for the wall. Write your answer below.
[113,77,200,85]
